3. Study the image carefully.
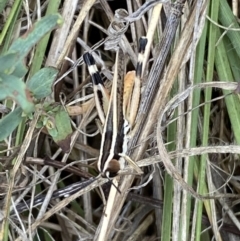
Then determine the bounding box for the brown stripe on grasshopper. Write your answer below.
[101,41,146,177]
[83,51,121,178]
[96,49,125,178]
[84,38,147,178]
[83,52,110,124]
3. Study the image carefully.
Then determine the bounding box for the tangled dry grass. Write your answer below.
[1,0,240,240]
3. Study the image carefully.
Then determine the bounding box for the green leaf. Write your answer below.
[11,60,28,78]
[6,14,62,79]
[0,52,27,78]
[27,67,58,99]
[46,106,72,153]
[9,14,63,58]
[0,52,19,74]
[0,73,34,113]
[0,0,8,14]
[0,107,23,141]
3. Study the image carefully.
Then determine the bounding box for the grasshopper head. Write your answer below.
[102,159,120,178]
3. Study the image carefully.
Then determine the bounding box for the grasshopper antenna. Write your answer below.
[107,176,121,194]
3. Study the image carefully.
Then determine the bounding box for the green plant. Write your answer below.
[0,13,72,151]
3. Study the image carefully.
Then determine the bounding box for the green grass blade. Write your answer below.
[219,0,240,59]
[215,31,240,144]
[28,0,62,76]
[195,0,219,240]
[161,109,177,241]
[0,0,22,53]
[0,0,22,46]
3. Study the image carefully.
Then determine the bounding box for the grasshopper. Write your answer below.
[83,37,147,178]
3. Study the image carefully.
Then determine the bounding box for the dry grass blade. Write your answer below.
[56,0,98,68]
[156,1,207,199]
[13,178,108,241]
[2,0,240,240]
[1,111,40,240]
